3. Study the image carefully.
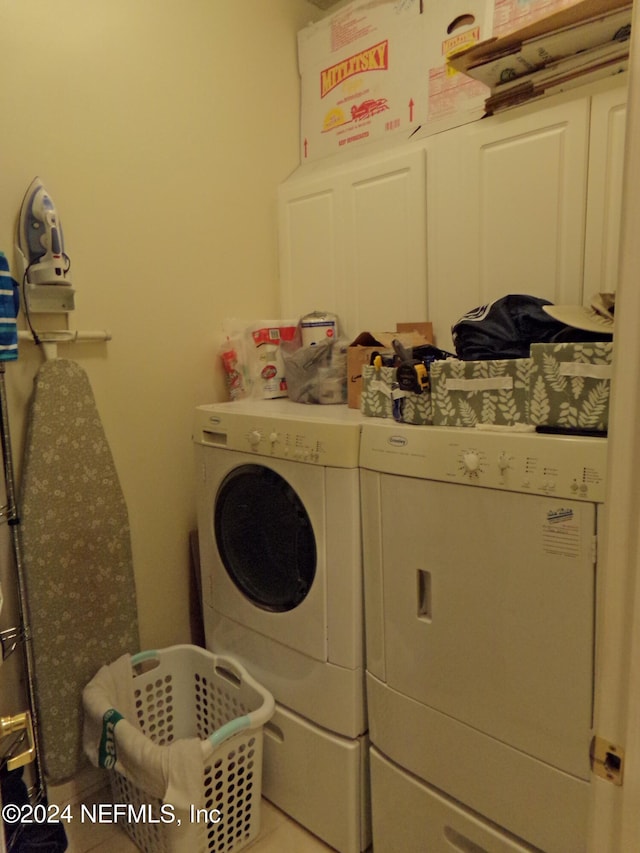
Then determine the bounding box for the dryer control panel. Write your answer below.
[359,422,608,502]
[193,403,362,469]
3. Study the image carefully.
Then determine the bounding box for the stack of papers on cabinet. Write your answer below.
[447,0,631,114]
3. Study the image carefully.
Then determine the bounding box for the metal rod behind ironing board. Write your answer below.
[0,363,45,801]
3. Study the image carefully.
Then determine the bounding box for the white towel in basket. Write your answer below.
[82,654,204,811]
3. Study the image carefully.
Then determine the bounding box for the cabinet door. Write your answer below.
[428,95,591,351]
[278,147,428,340]
[278,171,346,324]
[341,148,428,338]
[584,82,628,297]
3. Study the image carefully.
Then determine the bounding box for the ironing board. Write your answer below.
[19,359,139,783]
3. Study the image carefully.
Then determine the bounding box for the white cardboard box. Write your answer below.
[298,0,426,163]
[414,0,495,140]
[298,0,497,160]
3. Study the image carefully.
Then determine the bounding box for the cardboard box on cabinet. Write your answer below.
[297,0,494,162]
[298,0,426,163]
[449,0,631,98]
[529,341,613,430]
[414,0,495,140]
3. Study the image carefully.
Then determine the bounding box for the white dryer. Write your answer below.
[359,420,608,853]
[193,399,369,853]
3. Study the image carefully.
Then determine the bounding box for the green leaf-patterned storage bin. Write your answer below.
[360,364,433,425]
[430,358,533,427]
[529,342,613,431]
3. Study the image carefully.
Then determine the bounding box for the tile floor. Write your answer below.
[52,782,333,853]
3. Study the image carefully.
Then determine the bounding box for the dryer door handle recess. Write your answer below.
[417,570,432,622]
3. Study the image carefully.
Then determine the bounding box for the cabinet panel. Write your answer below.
[584,82,628,297]
[429,96,591,350]
[479,124,580,295]
[345,150,428,336]
[278,148,427,340]
[278,182,343,322]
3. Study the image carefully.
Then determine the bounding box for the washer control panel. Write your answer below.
[360,423,608,502]
[193,404,362,469]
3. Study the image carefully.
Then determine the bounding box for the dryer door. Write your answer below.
[379,475,596,782]
[215,463,317,612]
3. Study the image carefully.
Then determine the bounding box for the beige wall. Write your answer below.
[0,0,319,654]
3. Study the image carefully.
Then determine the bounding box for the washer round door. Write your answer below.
[214,464,317,612]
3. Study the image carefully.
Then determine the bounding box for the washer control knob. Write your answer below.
[462,451,480,473]
[498,452,512,473]
[248,430,261,447]
[269,431,279,444]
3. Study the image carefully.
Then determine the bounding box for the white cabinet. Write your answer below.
[278,170,344,327]
[584,84,628,297]
[428,94,592,350]
[278,78,628,350]
[429,79,627,350]
[278,145,428,341]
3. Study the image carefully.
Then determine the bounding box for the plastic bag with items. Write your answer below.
[219,319,297,400]
[281,336,348,404]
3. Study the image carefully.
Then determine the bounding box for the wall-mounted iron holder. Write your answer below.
[24,282,76,314]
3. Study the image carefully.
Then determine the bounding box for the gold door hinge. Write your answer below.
[591,735,624,785]
[0,711,36,771]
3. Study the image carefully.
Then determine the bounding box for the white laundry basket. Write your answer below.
[106,644,275,853]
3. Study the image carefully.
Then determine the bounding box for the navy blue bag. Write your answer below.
[452,294,612,361]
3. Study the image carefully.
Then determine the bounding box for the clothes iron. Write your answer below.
[15,177,75,313]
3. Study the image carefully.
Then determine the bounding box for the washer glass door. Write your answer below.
[214,464,317,612]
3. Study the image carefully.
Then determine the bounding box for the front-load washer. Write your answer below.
[359,420,608,853]
[193,399,369,853]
